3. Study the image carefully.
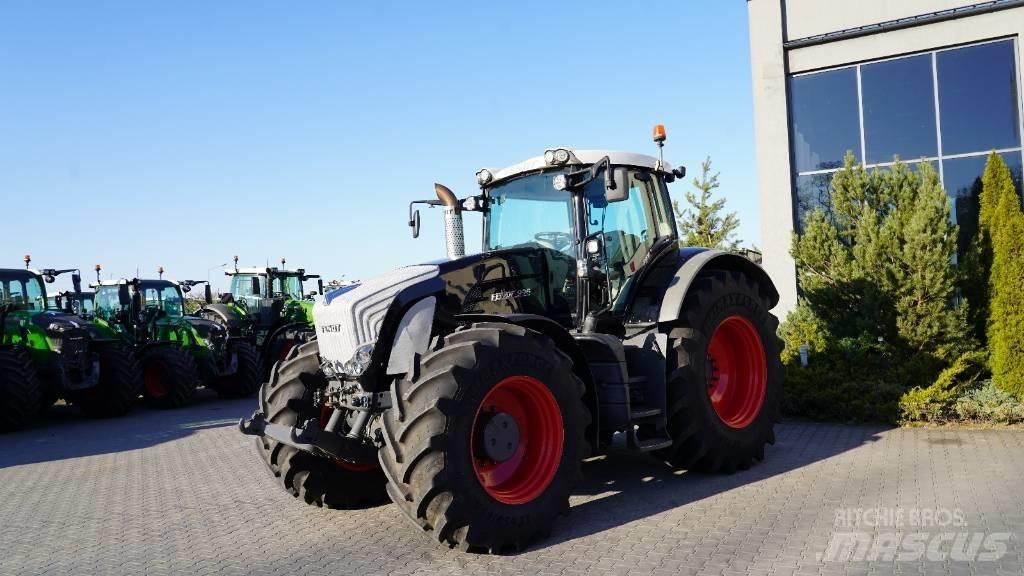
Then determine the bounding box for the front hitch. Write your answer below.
[239,410,378,463]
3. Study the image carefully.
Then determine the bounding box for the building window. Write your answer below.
[790,67,860,172]
[861,54,937,164]
[789,38,1024,233]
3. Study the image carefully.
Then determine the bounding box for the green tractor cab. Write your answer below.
[47,290,95,318]
[0,263,140,430]
[199,259,323,376]
[92,277,260,409]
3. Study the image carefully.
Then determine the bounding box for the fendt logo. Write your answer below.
[490,288,533,302]
[318,324,345,333]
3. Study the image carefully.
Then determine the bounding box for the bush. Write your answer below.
[954,381,1024,424]
[898,350,988,423]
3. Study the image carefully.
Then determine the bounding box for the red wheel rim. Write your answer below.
[470,375,564,505]
[143,362,166,398]
[318,405,378,472]
[706,315,767,429]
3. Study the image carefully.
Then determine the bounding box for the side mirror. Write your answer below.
[410,209,421,239]
[71,273,82,296]
[605,167,630,203]
[251,277,261,296]
[118,284,132,307]
[204,284,213,304]
[317,278,324,295]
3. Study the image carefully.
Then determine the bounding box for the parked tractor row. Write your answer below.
[0,257,326,430]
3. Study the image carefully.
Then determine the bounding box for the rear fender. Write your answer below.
[657,249,779,324]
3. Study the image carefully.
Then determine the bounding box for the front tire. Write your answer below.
[657,270,782,473]
[76,343,142,418]
[140,346,199,409]
[256,340,387,508]
[379,322,588,552]
[0,347,41,431]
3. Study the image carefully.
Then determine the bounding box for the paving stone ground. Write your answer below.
[1,392,1022,576]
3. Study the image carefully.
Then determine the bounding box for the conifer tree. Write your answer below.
[978,154,1024,396]
[674,156,740,250]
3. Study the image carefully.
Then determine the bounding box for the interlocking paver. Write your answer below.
[1,392,1022,575]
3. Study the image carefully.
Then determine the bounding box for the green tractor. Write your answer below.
[91,274,261,408]
[0,257,140,430]
[198,257,324,377]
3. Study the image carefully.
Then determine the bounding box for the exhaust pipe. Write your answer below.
[435,183,465,259]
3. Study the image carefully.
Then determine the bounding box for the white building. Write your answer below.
[748,0,1024,316]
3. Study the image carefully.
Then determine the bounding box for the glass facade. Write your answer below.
[789,39,1023,237]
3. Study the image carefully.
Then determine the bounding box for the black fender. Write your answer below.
[657,248,779,324]
[456,312,601,453]
[197,303,243,333]
[261,321,315,373]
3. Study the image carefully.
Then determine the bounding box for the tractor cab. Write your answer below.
[223,262,322,328]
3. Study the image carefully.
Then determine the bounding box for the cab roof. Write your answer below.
[225,267,307,276]
[90,278,180,289]
[481,149,673,186]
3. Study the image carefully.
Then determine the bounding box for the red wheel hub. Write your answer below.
[471,375,564,505]
[318,405,378,472]
[706,315,767,429]
[143,362,166,398]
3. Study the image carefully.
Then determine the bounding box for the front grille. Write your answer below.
[50,326,91,374]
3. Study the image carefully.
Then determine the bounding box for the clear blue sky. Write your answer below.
[0,1,758,292]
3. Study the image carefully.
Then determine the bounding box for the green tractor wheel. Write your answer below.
[0,347,41,431]
[140,346,199,409]
[73,343,142,418]
[211,340,261,399]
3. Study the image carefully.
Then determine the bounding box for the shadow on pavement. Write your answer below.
[0,389,256,468]
[533,421,890,552]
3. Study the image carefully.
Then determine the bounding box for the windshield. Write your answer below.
[0,273,46,311]
[139,284,184,317]
[486,171,576,252]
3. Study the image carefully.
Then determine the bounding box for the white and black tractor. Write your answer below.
[241,127,783,552]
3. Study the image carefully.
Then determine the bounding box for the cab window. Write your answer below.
[94,287,124,321]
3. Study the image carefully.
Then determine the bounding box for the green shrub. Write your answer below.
[899,350,988,423]
[954,381,1024,424]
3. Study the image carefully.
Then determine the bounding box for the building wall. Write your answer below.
[748,0,1024,319]
[784,0,981,41]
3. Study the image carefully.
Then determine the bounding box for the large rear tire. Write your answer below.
[656,270,782,473]
[76,343,142,418]
[0,347,41,431]
[211,341,260,398]
[256,340,387,508]
[140,346,199,409]
[379,322,588,552]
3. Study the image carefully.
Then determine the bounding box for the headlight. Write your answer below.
[48,322,67,333]
[476,169,493,186]
[342,343,375,377]
[553,174,568,191]
[544,148,571,165]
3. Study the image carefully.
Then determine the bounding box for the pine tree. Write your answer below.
[978,154,1024,396]
[673,156,740,250]
[790,153,970,367]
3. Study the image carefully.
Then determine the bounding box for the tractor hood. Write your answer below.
[29,310,99,337]
[313,245,577,375]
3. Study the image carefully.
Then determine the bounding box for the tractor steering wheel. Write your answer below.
[534,231,574,253]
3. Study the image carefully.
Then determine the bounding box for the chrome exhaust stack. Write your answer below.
[435,183,465,259]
